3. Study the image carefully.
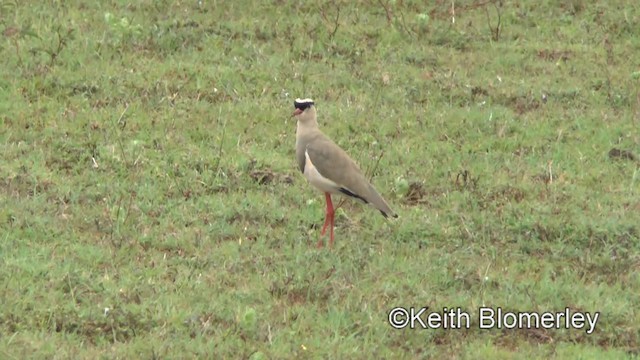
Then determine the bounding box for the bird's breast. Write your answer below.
[303,150,340,193]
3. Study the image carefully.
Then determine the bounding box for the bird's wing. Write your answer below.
[305,134,396,218]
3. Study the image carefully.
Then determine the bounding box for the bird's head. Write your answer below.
[292,98,316,123]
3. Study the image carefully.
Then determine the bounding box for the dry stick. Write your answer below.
[376,0,393,25]
[371,0,415,37]
[484,1,502,41]
[329,4,341,39]
[397,8,416,39]
[366,149,386,182]
[319,0,341,40]
[494,2,502,41]
[459,214,474,240]
[451,0,456,24]
[212,107,227,177]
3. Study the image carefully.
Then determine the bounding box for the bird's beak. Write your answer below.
[292,108,303,117]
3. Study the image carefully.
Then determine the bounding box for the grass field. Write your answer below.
[1,0,639,358]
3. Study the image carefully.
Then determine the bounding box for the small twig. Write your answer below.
[451,0,456,24]
[329,4,341,39]
[377,0,393,25]
[41,26,74,69]
[111,316,118,343]
[459,214,474,240]
[494,2,502,40]
[482,262,492,281]
[319,1,341,40]
[366,149,385,181]
[67,274,76,304]
[373,0,414,37]
[484,1,502,41]
[117,103,129,124]
[397,8,416,39]
[212,107,227,177]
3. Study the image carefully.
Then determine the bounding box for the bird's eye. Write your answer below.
[294,102,314,110]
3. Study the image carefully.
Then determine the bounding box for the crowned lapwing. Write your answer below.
[292,98,398,248]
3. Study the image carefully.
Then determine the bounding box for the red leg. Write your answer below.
[328,203,335,248]
[317,193,334,248]
[317,210,329,248]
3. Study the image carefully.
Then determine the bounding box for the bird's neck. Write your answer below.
[296,120,319,136]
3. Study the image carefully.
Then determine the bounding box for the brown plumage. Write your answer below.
[292,98,397,248]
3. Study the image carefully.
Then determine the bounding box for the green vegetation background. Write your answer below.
[1,1,639,358]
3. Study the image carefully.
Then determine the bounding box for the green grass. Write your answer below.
[1,0,639,358]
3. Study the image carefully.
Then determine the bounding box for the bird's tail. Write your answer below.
[368,185,398,218]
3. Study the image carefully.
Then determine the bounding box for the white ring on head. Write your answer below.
[295,98,315,104]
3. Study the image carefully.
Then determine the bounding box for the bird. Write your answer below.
[292,98,398,248]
